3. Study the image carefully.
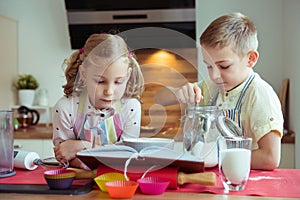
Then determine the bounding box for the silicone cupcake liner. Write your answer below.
[94,172,126,192]
[137,177,170,195]
[105,180,139,198]
[45,177,75,189]
[44,169,76,179]
[43,169,76,189]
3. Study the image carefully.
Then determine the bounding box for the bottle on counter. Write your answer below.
[14,150,40,170]
[37,88,49,106]
[13,118,19,130]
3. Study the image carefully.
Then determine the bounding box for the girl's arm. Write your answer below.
[54,140,91,169]
[121,98,142,139]
[52,96,77,145]
[54,140,91,161]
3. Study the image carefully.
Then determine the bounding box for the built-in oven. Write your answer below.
[64,0,196,49]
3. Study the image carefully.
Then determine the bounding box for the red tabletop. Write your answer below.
[1,166,300,198]
[0,167,91,186]
[175,167,300,198]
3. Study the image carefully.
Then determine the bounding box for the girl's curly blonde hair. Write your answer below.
[62,33,144,100]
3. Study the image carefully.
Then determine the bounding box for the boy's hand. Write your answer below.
[173,83,203,105]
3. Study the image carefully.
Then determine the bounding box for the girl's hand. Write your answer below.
[173,83,203,105]
[69,158,91,170]
[54,140,91,163]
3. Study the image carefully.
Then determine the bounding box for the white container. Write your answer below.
[37,88,49,106]
[18,89,35,106]
[14,150,40,170]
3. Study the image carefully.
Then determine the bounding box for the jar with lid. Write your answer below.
[37,88,49,106]
[182,105,221,168]
[182,105,244,168]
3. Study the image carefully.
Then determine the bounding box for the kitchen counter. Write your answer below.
[14,124,52,139]
[14,125,295,144]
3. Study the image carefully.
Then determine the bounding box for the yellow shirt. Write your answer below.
[198,73,283,150]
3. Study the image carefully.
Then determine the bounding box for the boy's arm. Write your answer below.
[251,131,281,170]
[155,83,202,106]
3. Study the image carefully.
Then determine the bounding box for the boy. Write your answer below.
[155,13,283,170]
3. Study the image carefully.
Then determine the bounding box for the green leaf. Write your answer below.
[14,74,39,90]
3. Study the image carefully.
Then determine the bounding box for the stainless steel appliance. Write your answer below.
[65,0,196,49]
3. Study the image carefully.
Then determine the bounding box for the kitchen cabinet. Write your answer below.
[14,139,54,159]
[13,125,54,159]
[136,48,198,129]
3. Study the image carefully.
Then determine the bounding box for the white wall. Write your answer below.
[283,0,300,168]
[196,0,283,92]
[0,0,71,107]
[0,14,18,109]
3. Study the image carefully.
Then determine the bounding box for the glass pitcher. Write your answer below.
[182,105,221,168]
[182,105,244,167]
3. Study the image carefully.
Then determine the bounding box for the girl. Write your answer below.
[52,34,144,169]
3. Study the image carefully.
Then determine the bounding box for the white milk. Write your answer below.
[220,148,251,184]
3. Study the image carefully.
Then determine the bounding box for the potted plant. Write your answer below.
[14,74,39,106]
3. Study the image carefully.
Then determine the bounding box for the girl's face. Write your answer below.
[80,57,132,110]
[201,45,256,91]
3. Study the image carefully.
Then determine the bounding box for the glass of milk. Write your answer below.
[217,136,252,191]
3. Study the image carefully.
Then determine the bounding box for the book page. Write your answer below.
[77,144,137,158]
[140,146,203,161]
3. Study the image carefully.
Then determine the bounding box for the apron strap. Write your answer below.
[213,73,256,128]
[73,89,88,139]
[234,73,256,111]
[74,90,123,143]
[233,73,255,127]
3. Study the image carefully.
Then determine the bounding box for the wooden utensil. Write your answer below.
[68,167,216,187]
[178,171,216,186]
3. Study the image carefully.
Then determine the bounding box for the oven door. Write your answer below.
[68,21,196,49]
[66,8,196,49]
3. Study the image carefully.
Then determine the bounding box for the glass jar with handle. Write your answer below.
[182,105,244,168]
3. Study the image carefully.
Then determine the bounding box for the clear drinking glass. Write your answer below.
[218,136,252,191]
[0,110,15,178]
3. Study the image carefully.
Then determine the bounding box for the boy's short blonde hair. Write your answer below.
[200,12,258,57]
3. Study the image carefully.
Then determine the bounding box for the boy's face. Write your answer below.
[201,45,253,91]
[80,57,131,110]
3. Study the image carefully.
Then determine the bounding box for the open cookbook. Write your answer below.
[76,144,204,173]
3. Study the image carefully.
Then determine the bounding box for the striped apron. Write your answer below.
[209,73,255,129]
[73,90,123,146]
